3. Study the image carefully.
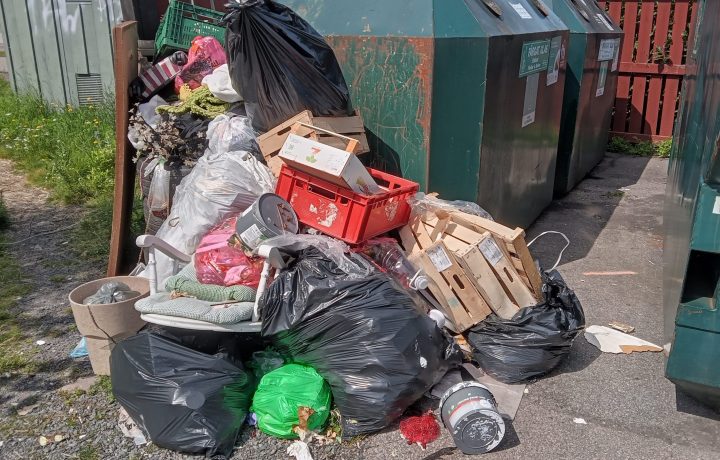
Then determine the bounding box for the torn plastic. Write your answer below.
[261,234,373,279]
[82,282,140,305]
[262,247,459,437]
[194,216,264,288]
[467,270,585,383]
[149,115,275,285]
[251,363,332,439]
[410,192,494,220]
[224,0,351,132]
[111,332,253,458]
[148,161,171,215]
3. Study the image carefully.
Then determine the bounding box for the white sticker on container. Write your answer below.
[522,73,539,127]
[596,13,614,31]
[611,38,621,71]
[713,197,720,215]
[546,36,562,86]
[427,245,453,272]
[598,39,616,61]
[596,61,608,97]
[239,224,265,249]
[479,238,504,266]
[510,3,532,19]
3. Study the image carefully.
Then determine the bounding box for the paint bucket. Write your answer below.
[439,381,505,454]
[235,193,299,250]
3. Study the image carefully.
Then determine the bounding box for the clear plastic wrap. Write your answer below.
[82,282,140,305]
[261,234,373,279]
[147,161,171,215]
[410,192,494,220]
[150,115,275,285]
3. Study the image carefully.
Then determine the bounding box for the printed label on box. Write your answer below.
[427,245,453,272]
[479,238,504,266]
[510,2,532,19]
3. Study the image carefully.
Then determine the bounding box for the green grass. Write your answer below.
[88,375,114,402]
[607,136,673,158]
[0,79,126,265]
[77,445,99,460]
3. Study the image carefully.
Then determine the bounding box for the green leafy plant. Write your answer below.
[607,136,672,157]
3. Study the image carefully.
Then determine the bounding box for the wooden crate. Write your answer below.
[400,209,543,330]
[400,223,492,332]
[257,110,370,176]
[429,210,542,298]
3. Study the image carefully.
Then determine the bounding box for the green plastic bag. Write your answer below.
[251,363,332,439]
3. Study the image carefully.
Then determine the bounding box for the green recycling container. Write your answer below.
[281,0,568,228]
[544,0,623,196]
[663,0,720,408]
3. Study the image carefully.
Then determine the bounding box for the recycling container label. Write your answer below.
[519,39,551,77]
[546,36,563,86]
[598,39,616,61]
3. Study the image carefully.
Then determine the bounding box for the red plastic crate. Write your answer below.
[275,165,419,244]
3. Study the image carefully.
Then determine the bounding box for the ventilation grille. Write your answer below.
[75,74,103,106]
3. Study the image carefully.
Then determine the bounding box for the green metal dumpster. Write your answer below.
[544,0,623,196]
[281,0,568,228]
[663,0,720,408]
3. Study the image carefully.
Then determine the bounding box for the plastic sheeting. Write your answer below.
[467,270,586,383]
[224,0,351,132]
[149,115,275,285]
[111,333,254,458]
[262,247,459,437]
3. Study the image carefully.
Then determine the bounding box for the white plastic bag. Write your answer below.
[148,115,275,285]
[202,64,243,103]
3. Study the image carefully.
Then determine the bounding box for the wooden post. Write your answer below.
[107,22,139,277]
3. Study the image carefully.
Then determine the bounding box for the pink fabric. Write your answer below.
[194,216,263,288]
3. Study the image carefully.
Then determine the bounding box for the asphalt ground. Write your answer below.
[356,153,720,460]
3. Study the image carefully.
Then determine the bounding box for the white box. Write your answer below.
[279,134,381,195]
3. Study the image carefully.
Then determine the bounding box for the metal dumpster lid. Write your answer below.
[545,0,622,34]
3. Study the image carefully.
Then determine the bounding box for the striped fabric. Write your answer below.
[139,57,183,99]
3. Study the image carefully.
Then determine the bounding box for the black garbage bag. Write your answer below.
[261,247,459,437]
[224,0,351,132]
[467,270,586,384]
[111,333,254,458]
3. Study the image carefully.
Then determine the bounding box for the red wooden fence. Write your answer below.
[603,0,697,141]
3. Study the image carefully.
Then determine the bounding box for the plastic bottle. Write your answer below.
[362,240,429,290]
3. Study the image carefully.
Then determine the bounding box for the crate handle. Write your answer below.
[307,184,337,201]
[291,122,360,153]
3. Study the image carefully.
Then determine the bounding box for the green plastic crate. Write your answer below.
[155,0,226,56]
